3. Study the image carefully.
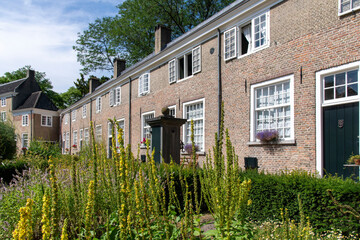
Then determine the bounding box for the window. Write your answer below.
[178,53,193,80]
[142,112,155,144]
[250,75,294,142]
[66,132,70,149]
[96,97,102,113]
[1,111,6,122]
[339,0,360,14]
[169,59,176,83]
[1,98,5,107]
[323,69,358,103]
[82,105,87,118]
[84,128,89,144]
[183,99,205,151]
[139,73,150,95]
[239,12,269,56]
[95,125,102,142]
[72,110,76,121]
[64,113,69,124]
[22,114,29,126]
[22,133,29,148]
[192,46,201,74]
[224,27,236,60]
[110,87,121,106]
[41,115,52,127]
[168,105,176,117]
[73,130,78,147]
[79,129,83,149]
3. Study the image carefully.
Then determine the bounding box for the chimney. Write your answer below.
[113,58,126,78]
[27,69,35,79]
[154,25,171,54]
[89,77,101,94]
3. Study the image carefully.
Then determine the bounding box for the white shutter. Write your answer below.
[169,59,176,83]
[192,46,201,74]
[109,89,114,106]
[139,75,143,95]
[116,87,121,104]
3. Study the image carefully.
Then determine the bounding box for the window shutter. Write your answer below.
[169,59,176,83]
[192,46,201,74]
[116,87,121,104]
[109,89,114,106]
[224,27,237,60]
[139,75,143,95]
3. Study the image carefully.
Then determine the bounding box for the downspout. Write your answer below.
[90,99,93,146]
[128,77,132,145]
[217,28,222,136]
[69,110,72,155]
[30,110,33,141]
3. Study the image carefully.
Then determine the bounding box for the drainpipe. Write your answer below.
[69,110,72,155]
[217,28,222,136]
[30,110,33,141]
[128,77,132,145]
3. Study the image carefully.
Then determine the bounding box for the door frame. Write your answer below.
[316,61,360,177]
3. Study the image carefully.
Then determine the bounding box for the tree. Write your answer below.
[0,121,17,160]
[0,66,65,109]
[73,0,236,74]
[74,73,89,97]
[60,87,82,108]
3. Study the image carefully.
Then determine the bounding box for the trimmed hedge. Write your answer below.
[239,170,360,234]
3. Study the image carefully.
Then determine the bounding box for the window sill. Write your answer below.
[177,75,193,83]
[247,139,296,146]
[181,151,206,156]
[338,6,360,17]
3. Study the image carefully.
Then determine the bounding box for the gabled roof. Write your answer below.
[17,91,58,111]
[0,78,26,95]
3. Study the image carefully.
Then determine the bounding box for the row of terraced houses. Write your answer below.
[4,0,358,178]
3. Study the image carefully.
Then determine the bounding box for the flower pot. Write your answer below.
[354,158,360,165]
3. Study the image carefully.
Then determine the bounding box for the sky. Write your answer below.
[0,0,121,93]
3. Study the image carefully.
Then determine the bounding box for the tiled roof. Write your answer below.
[0,78,26,95]
[17,91,58,111]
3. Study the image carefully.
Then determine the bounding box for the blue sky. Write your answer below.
[0,0,122,93]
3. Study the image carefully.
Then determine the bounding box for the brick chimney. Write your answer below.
[27,69,35,79]
[113,58,126,78]
[154,25,171,54]
[89,77,101,94]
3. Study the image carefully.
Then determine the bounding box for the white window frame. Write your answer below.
[238,11,270,58]
[72,110,76,122]
[84,128,89,144]
[224,27,237,61]
[22,133,29,148]
[141,111,155,143]
[168,105,176,117]
[192,46,202,74]
[66,132,70,150]
[73,130,78,147]
[339,0,360,15]
[183,98,205,152]
[64,113,69,124]
[109,89,114,107]
[139,73,150,96]
[95,125,102,142]
[1,98,5,107]
[96,97,102,113]
[316,61,360,176]
[82,105,87,118]
[115,87,121,105]
[1,111,6,122]
[41,115,52,127]
[79,129,83,149]
[177,52,194,82]
[169,59,177,84]
[250,75,295,142]
[22,114,29,126]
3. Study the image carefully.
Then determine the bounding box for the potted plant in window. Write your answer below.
[184,143,199,154]
[347,153,360,165]
[256,130,279,143]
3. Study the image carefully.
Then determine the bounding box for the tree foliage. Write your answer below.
[74,0,236,74]
[0,121,17,160]
[0,66,65,109]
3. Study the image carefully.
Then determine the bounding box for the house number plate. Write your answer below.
[338,119,344,128]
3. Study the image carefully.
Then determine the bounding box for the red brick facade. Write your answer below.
[61,0,360,175]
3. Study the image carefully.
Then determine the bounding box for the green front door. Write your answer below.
[323,102,359,178]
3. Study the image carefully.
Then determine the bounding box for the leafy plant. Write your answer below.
[0,121,17,160]
[256,129,279,142]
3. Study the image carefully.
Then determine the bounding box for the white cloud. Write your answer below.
[0,0,119,93]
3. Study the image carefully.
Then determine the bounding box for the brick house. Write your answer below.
[61,0,360,177]
[0,70,59,152]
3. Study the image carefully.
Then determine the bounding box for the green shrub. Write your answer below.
[26,140,61,169]
[0,159,28,184]
[0,121,17,160]
[240,170,360,235]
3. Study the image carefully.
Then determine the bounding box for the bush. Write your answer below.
[26,140,61,169]
[239,170,360,235]
[0,121,17,160]
[0,159,28,184]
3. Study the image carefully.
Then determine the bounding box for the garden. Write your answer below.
[1,117,360,239]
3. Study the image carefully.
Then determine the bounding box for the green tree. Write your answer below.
[74,73,89,97]
[0,121,17,160]
[0,66,65,109]
[74,0,236,74]
[60,87,82,108]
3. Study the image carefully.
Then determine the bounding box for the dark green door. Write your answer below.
[151,126,162,164]
[323,102,359,178]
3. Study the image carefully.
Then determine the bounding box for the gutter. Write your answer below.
[217,29,222,136]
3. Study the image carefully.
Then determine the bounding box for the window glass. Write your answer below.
[184,101,204,151]
[323,69,358,101]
